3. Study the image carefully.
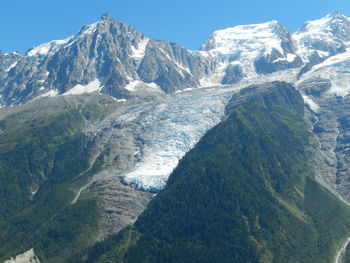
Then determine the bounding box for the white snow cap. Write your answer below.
[200,21,285,55]
[293,12,350,59]
[199,20,296,80]
[26,20,100,57]
[295,11,349,36]
[26,37,73,57]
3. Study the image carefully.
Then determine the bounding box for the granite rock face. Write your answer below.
[298,75,350,201]
[221,64,243,84]
[253,23,303,74]
[0,14,216,105]
[254,48,303,74]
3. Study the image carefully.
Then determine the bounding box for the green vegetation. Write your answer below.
[0,95,115,262]
[86,82,350,263]
[344,244,350,262]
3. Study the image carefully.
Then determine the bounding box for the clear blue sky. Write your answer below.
[1,0,350,54]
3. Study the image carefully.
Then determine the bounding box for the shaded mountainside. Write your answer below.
[84,82,350,263]
[0,94,122,262]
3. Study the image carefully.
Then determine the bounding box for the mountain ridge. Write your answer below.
[1,12,350,106]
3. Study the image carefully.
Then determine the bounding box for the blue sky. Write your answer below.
[2,0,350,53]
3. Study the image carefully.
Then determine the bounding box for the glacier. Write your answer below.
[117,86,234,191]
[93,68,300,191]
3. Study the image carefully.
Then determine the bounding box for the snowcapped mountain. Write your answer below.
[6,11,350,261]
[293,11,350,62]
[0,14,215,105]
[3,12,350,193]
[3,12,350,106]
[291,12,350,97]
[200,21,302,78]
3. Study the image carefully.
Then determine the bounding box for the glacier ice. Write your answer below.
[119,86,234,191]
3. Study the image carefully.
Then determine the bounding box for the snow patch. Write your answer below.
[37,90,58,99]
[26,37,73,57]
[317,50,330,58]
[124,80,163,93]
[63,79,102,96]
[301,94,320,112]
[125,80,143,91]
[199,61,228,87]
[4,248,40,263]
[131,38,149,61]
[4,61,17,72]
[26,20,99,57]
[148,82,162,91]
[158,47,192,76]
[113,98,127,102]
[81,22,98,36]
[273,54,297,63]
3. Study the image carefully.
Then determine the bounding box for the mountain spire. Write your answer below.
[100,13,114,21]
[328,11,347,19]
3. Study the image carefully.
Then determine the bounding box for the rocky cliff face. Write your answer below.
[0,14,218,105]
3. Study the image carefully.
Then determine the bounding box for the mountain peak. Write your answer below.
[100,12,116,23]
[100,13,111,20]
[296,12,350,34]
[321,11,349,26]
[327,11,347,20]
[200,20,287,54]
[293,12,350,56]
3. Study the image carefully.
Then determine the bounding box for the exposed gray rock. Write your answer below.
[88,173,153,241]
[254,48,303,74]
[297,53,328,78]
[221,64,243,84]
[298,77,331,97]
[0,14,218,105]
[253,23,303,74]
[297,77,350,201]
[137,40,199,93]
[0,51,22,72]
